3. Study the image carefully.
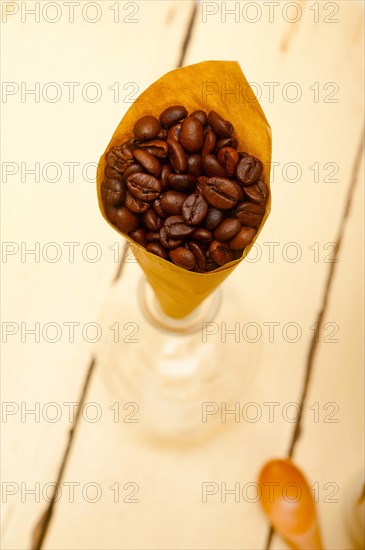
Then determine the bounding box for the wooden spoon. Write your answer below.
[258,459,324,550]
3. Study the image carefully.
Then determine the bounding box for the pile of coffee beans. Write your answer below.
[101,106,268,272]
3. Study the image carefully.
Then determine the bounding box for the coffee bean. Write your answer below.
[229,227,257,250]
[192,227,213,244]
[159,227,183,249]
[164,216,195,239]
[133,115,160,141]
[143,209,163,231]
[133,149,161,177]
[105,165,123,181]
[244,180,268,204]
[146,242,168,260]
[104,203,118,224]
[235,202,265,227]
[187,154,202,177]
[146,231,160,241]
[105,144,134,173]
[205,259,220,271]
[122,163,144,183]
[202,154,226,177]
[159,105,188,128]
[160,164,172,189]
[115,206,139,233]
[153,198,169,219]
[160,190,187,215]
[167,123,181,142]
[190,110,207,126]
[167,139,187,173]
[169,247,196,270]
[209,240,233,266]
[214,218,241,241]
[139,140,169,158]
[203,177,242,209]
[129,227,148,247]
[179,116,204,153]
[202,128,217,156]
[101,179,125,206]
[217,147,240,178]
[208,111,234,137]
[126,172,161,201]
[196,176,208,195]
[236,154,263,185]
[204,207,224,230]
[187,241,207,272]
[124,191,150,214]
[182,194,209,225]
[215,137,238,153]
[167,173,196,192]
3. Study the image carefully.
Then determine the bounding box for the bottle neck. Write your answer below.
[138,277,221,335]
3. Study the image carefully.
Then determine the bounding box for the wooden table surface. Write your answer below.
[1,1,364,549]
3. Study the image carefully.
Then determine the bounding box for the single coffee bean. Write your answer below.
[209,240,233,266]
[202,154,226,177]
[164,216,195,239]
[203,177,242,209]
[179,116,204,153]
[236,154,263,185]
[235,202,265,227]
[167,139,187,173]
[196,175,208,195]
[122,163,144,183]
[169,247,196,270]
[133,115,160,141]
[153,198,169,219]
[126,172,161,201]
[139,140,169,158]
[214,218,241,241]
[160,164,172,189]
[187,154,202,177]
[159,105,188,128]
[229,227,257,250]
[101,179,125,206]
[190,110,207,126]
[167,173,196,192]
[160,190,187,215]
[124,191,150,214]
[105,165,123,181]
[159,227,183,249]
[215,136,238,153]
[129,227,148,247]
[244,180,269,204]
[208,110,234,137]
[167,123,181,142]
[187,241,207,272]
[182,194,209,225]
[143,209,163,231]
[146,231,160,241]
[202,128,217,156]
[105,145,134,173]
[217,147,240,178]
[192,227,213,244]
[133,149,161,177]
[204,207,224,230]
[146,242,168,260]
[104,203,118,224]
[115,206,139,233]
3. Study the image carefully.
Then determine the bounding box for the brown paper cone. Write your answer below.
[97,61,272,318]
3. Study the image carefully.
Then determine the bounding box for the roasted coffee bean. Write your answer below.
[215,136,238,153]
[204,207,224,230]
[190,110,207,126]
[236,154,263,185]
[229,227,257,250]
[122,163,144,183]
[244,180,268,204]
[187,154,203,177]
[214,218,241,241]
[235,202,265,227]
[129,227,148,247]
[202,128,217,156]
[167,139,187,173]
[192,227,213,244]
[160,190,187,215]
[187,241,207,272]
[160,164,172,189]
[146,242,168,260]
[124,191,150,214]
[105,165,123,181]
[182,194,209,225]
[205,259,220,271]
[153,198,169,219]
[203,177,242,209]
[139,140,169,158]
[217,147,240,178]
[133,149,161,177]
[167,173,196,192]
[101,179,125,206]
[169,247,196,270]
[179,116,204,153]
[126,172,161,201]
[159,227,183,249]
[196,176,208,195]
[133,115,160,141]
[164,216,195,239]
[159,105,188,128]
[105,145,134,173]
[146,231,160,241]
[143,209,163,231]
[167,123,181,142]
[104,203,118,224]
[202,154,226,177]
[115,206,139,233]
[209,240,233,266]
[208,110,234,137]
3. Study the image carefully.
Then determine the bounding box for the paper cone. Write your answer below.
[97,61,272,318]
